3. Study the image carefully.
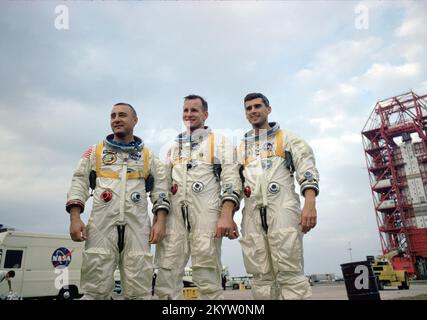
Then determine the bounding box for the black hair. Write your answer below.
[244,93,270,107]
[184,95,208,111]
[7,270,15,277]
[113,102,137,116]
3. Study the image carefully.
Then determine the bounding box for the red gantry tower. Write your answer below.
[362,91,427,279]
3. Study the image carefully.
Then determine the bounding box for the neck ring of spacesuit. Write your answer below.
[105,134,143,152]
[243,122,280,141]
[175,126,211,143]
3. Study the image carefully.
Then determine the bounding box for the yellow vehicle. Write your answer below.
[227,275,253,290]
[367,251,410,290]
[183,287,198,300]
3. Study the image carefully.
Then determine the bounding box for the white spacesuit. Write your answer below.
[237,123,319,300]
[66,135,170,299]
[154,127,241,300]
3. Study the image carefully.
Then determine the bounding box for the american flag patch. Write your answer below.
[82,146,93,159]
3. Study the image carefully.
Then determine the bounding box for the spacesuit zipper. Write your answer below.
[117,225,125,253]
[260,206,268,233]
[181,204,191,232]
[118,154,129,223]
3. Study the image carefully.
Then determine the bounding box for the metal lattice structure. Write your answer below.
[362,91,427,279]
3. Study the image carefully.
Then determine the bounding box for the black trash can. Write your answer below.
[340,260,381,300]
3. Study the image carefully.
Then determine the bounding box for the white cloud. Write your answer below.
[312,83,359,108]
[390,4,427,91]
[395,15,427,38]
[293,37,384,86]
[416,81,427,93]
[365,62,419,79]
[352,62,421,96]
[310,114,345,132]
[309,136,363,167]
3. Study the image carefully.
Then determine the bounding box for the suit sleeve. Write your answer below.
[65,145,95,213]
[285,131,320,197]
[148,149,171,214]
[216,134,242,209]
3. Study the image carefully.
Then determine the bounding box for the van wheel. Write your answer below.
[398,274,410,290]
[376,278,384,290]
[58,288,75,300]
[232,284,239,290]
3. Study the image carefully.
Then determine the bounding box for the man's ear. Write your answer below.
[204,111,209,121]
[267,106,272,114]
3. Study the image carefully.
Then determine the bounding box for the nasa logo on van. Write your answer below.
[51,247,72,269]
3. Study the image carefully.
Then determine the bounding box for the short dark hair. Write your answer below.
[7,270,15,278]
[244,93,270,107]
[184,95,208,111]
[113,102,137,116]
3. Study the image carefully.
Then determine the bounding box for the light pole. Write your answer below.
[348,242,353,262]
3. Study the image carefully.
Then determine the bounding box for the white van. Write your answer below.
[0,228,84,299]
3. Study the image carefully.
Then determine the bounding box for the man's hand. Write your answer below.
[300,189,317,233]
[215,201,235,238]
[150,210,167,244]
[227,220,240,240]
[69,208,87,242]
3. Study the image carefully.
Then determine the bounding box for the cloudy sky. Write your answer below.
[1,0,426,277]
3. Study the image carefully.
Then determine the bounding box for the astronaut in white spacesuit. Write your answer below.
[154,95,241,300]
[238,93,319,300]
[67,103,170,300]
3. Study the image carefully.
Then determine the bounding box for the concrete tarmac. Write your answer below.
[220,282,427,300]
[110,282,427,300]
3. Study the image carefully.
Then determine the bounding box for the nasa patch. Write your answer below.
[130,152,141,161]
[191,142,200,150]
[51,247,72,269]
[262,142,273,151]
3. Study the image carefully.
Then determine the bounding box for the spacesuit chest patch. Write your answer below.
[187,159,198,170]
[102,153,117,165]
[82,146,93,159]
[262,142,273,151]
[130,152,141,161]
[191,142,200,150]
[261,159,273,170]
